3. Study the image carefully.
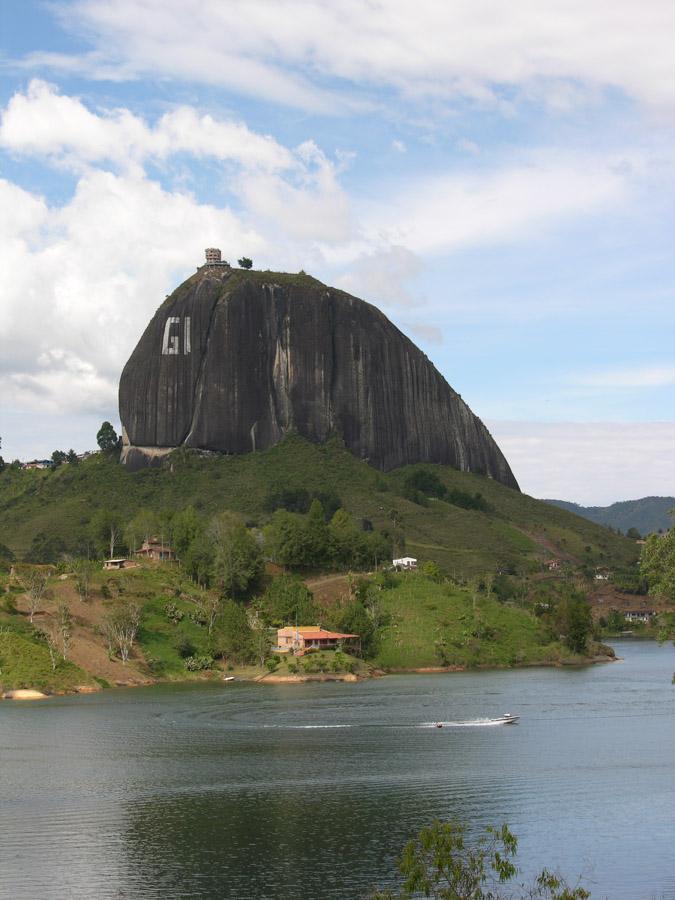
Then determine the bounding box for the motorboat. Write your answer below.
[500,713,519,725]
[223,676,236,682]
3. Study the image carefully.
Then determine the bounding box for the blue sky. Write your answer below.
[1,0,674,504]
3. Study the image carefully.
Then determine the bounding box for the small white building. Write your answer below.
[393,556,417,570]
[624,611,655,624]
[103,558,137,571]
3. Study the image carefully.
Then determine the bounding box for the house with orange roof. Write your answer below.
[276,626,358,655]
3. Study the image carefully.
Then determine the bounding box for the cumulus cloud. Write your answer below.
[236,140,353,243]
[488,421,675,505]
[0,171,262,415]
[24,0,675,112]
[0,80,293,171]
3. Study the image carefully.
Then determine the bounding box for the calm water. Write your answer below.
[1,640,674,899]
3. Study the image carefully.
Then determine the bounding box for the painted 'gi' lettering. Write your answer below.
[162,316,191,355]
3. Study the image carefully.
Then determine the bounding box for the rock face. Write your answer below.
[119,267,519,489]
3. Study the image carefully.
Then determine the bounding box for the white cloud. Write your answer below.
[489,421,675,505]
[28,0,675,112]
[0,171,263,415]
[236,140,353,242]
[335,246,422,307]
[361,152,628,255]
[0,82,356,249]
[571,364,675,389]
[0,80,293,172]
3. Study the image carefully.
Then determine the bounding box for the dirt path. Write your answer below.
[304,573,353,603]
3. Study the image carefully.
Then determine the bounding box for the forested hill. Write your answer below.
[0,434,637,577]
[545,497,675,536]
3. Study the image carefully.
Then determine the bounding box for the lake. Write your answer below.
[1,639,674,899]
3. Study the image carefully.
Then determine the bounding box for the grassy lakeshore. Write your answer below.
[0,560,614,695]
[372,572,610,670]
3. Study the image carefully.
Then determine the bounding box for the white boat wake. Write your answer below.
[419,717,517,728]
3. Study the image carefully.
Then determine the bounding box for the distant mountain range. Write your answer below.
[544,497,675,536]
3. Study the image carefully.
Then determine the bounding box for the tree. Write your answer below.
[52,602,73,660]
[201,594,221,636]
[374,819,589,900]
[209,512,264,598]
[73,559,95,603]
[334,598,375,657]
[51,449,67,467]
[264,509,315,568]
[262,574,318,626]
[125,508,159,554]
[247,602,273,666]
[97,421,119,453]
[25,569,49,623]
[306,498,330,564]
[170,506,204,559]
[90,508,125,559]
[27,531,67,564]
[237,257,253,269]
[556,593,593,653]
[103,601,141,664]
[640,529,675,600]
[182,541,214,588]
[215,599,254,664]
[328,508,363,568]
[66,449,79,465]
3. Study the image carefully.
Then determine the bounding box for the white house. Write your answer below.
[624,611,655,624]
[393,557,417,570]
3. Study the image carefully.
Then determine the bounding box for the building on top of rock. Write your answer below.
[203,248,230,267]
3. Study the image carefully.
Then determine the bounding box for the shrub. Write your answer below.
[184,654,214,671]
[2,595,18,615]
[176,637,196,659]
[164,601,184,624]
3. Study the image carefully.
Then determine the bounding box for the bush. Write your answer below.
[2,595,18,614]
[176,637,196,659]
[164,601,184,624]
[184,654,214,671]
[402,469,447,501]
[265,655,280,672]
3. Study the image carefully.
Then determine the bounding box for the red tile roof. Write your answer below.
[293,629,358,640]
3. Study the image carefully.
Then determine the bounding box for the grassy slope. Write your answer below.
[0,615,92,692]
[0,563,231,692]
[0,434,637,576]
[373,573,584,669]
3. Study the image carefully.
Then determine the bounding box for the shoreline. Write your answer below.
[1,651,619,698]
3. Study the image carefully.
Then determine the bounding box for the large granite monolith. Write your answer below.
[118,263,519,489]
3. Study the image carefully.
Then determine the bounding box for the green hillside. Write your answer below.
[0,433,637,576]
[545,496,675,536]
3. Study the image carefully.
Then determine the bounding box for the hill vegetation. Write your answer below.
[0,434,640,692]
[0,433,637,575]
[545,496,675,536]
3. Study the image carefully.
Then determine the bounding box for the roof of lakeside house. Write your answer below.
[277,627,358,639]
